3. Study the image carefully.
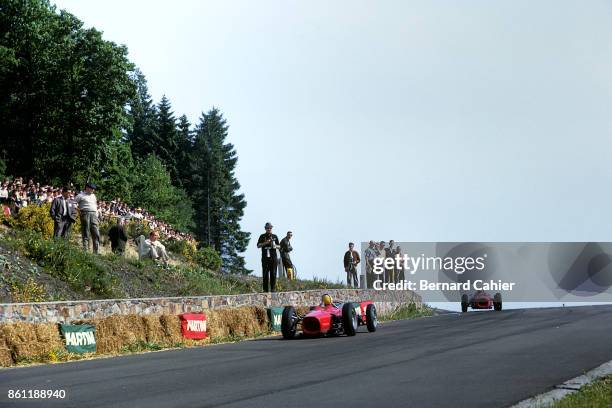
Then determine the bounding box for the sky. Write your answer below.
[52,0,612,282]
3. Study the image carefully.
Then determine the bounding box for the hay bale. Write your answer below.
[0,348,13,367]
[0,322,62,361]
[142,315,166,344]
[207,306,269,340]
[159,315,183,345]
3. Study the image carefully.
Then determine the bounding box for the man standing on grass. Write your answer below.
[75,182,100,254]
[49,187,77,239]
[257,222,279,292]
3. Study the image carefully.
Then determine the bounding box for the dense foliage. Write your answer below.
[0,0,250,272]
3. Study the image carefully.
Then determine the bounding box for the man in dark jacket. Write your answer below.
[279,231,294,279]
[343,242,361,288]
[49,187,77,239]
[257,222,279,292]
[108,218,129,255]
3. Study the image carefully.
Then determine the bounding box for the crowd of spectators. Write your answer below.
[363,240,405,287]
[0,176,194,243]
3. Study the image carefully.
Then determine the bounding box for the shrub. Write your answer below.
[10,277,47,302]
[194,246,222,272]
[125,220,151,239]
[165,239,197,262]
[14,203,53,238]
[11,231,115,296]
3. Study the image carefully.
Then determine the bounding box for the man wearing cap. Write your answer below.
[257,222,280,292]
[75,183,101,253]
[49,187,77,239]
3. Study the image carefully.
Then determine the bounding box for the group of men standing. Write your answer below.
[256,222,294,292]
[49,182,100,253]
[364,240,404,287]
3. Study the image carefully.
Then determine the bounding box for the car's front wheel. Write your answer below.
[494,293,502,311]
[365,304,377,332]
[461,294,469,313]
[342,303,358,336]
[281,306,298,339]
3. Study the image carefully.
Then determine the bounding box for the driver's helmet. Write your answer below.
[322,294,333,306]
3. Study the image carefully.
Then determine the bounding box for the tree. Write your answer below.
[190,108,250,274]
[131,155,194,232]
[176,114,193,188]
[126,68,158,159]
[154,95,181,185]
[0,0,136,184]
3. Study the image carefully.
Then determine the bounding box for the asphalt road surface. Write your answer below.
[1,306,612,408]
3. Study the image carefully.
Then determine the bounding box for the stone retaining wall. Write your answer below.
[0,289,420,323]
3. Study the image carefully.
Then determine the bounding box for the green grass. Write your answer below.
[550,376,612,408]
[0,229,345,301]
[120,340,164,353]
[379,303,435,322]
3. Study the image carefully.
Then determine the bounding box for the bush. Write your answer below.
[125,220,151,239]
[14,203,53,238]
[194,246,222,272]
[165,239,197,262]
[10,231,115,296]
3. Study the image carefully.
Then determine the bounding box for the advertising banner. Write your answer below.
[267,307,284,331]
[60,324,96,354]
[180,313,208,339]
[361,242,612,302]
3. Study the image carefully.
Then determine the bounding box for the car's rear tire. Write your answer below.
[365,304,377,332]
[281,306,298,339]
[494,293,502,311]
[461,294,469,313]
[342,302,358,336]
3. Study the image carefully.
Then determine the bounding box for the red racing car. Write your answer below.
[281,295,378,339]
[461,290,502,312]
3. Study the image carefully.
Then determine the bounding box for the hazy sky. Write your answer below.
[53,0,612,282]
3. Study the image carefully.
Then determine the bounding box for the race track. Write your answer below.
[1,306,612,408]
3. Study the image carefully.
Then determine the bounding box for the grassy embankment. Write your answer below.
[0,204,343,302]
[549,375,612,408]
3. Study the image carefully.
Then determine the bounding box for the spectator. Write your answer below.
[49,187,77,239]
[0,183,8,204]
[364,240,377,288]
[75,182,101,254]
[257,222,279,292]
[279,231,294,280]
[343,242,360,288]
[394,245,404,282]
[108,217,129,255]
[136,230,169,266]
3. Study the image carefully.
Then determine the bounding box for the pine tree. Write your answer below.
[177,114,193,188]
[190,108,250,274]
[126,68,158,159]
[154,95,182,186]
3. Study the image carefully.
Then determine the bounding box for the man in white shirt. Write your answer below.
[75,183,100,253]
[136,230,170,266]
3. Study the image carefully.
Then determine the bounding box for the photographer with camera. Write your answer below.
[257,222,280,292]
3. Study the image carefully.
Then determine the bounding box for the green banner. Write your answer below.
[267,307,284,331]
[60,324,96,354]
